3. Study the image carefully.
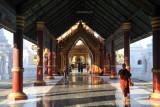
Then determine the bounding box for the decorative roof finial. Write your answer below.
[78,20,83,29]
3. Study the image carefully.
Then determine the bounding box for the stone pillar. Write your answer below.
[46,35,54,80]
[34,21,46,86]
[149,8,160,101]
[7,15,27,100]
[109,34,117,79]
[123,22,131,71]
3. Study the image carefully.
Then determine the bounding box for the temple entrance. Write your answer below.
[68,38,93,74]
[57,22,105,75]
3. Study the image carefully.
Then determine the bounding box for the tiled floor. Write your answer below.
[0,70,160,107]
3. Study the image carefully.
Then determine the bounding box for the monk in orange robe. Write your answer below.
[118,63,131,101]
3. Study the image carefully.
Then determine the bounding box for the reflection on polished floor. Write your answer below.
[1,71,160,107]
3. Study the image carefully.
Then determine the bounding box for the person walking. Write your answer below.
[118,63,132,102]
[69,66,72,72]
[86,64,89,73]
[71,64,74,70]
[78,63,80,72]
[63,65,67,79]
[80,63,83,73]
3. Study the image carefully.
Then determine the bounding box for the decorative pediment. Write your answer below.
[61,28,100,52]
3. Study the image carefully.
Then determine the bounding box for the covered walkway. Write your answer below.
[1,0,160,105]
[0,72,158,107]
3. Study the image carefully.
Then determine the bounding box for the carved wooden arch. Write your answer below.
[67,37,94,73]
[57,27,103,75]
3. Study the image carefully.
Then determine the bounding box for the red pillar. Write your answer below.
[34,21,46,86]
[149,9,160,101]
[103,46,108,75]
[52,52,58,75]
[101,46,105,75]
[7,15,27,101]
[57,41,61,75]
[109,34,117,79]
[107,54,111,75]
[93,53,95,74]
[66,52,69,76]
[46,35,54,80]
[52,52,54,75]
[44,49,48,76]
[55,40,58,75]
[123,22,131,71]
[54,53,58,75]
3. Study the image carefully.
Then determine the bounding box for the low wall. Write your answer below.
[23,65,37,78]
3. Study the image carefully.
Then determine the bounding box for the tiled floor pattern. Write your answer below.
[100,76,160,107]
[0,76,63,107]
[0,71,160,107]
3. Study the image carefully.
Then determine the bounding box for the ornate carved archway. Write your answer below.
[68,37,93,73]
[57,23,105,75]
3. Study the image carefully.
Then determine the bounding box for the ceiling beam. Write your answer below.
[115,0,150,28]
[46,3,81,36]
[24,0,78,32]
[42,1,78,21]
[102,0,147,33]
[89,0,98,24]
[87,1,118,30]
[97,2,122,25]
[102,0,129,20]
[84,3,116,31]
[130,0,152,15]
[22,0,41,13]
[46,1,80,28]
[83,16,109,38]
[148,0,158,7]
[54,19,78,38]
[25,0,66,22]
[83,15,112,36]
[92,15,114,32]
[24,0,69,29]
[49,14,76,36]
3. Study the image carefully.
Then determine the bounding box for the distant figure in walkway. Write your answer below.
[71,64,74,70]
[80,63,83,73]
[86,64,89,73]
[63,65,67,79]
[118,63,132,101]
[78,63,80,72]
[69,66,72,72]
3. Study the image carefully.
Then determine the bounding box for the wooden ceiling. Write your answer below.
[2,0,160,43]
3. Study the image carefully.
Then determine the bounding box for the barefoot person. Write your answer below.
[118,63,132,101]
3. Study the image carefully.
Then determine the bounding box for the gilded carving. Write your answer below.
[57,25,104,75]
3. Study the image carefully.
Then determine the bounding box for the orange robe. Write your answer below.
[118,69,131,97]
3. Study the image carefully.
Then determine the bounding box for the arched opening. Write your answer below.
[137,59,142,65]
[68,37,93,74]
